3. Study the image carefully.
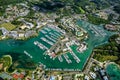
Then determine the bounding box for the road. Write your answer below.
[83,51,103,74]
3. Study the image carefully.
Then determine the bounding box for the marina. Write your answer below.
[0,20,115,71]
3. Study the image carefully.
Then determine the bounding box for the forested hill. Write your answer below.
[0,0,120,9]
[28,0,120,10]
[0,0,25,6]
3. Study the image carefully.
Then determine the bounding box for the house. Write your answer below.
[84,75,90,80]
[103,76,109,80]
[0,72,13,80]
[105,24,117,31]
[18,33,25,37]
[115,38,120,44]
[9,31,18,38]
[89,72,96,79]
[96,11,108,20]
[0,27,9,36]
[12,72,25,80]
[75,73,84,80]
[20,25,27,30]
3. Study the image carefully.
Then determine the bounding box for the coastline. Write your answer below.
[105,62,120,69]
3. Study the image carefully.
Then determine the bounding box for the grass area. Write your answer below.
[0,22,16,31]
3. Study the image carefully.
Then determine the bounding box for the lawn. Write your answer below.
[0,22,16,31]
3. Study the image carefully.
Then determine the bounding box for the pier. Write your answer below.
[44,27,51,32]
[40,37,54,46]
[41,30,47,34]
[71,52,80,63]
[45,35,56,43]
[34,41,48,50]
[63,54,72,64]
[24,50,33,58]
[58,55,63,62]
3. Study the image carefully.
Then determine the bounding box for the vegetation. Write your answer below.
[117,16,120,22]
[0,52,37,71]
[25,10,35,18]
[0,0,25,6]
[87,14,110,25]
[0,0,26,16]
[90,0,110,9]
[0,7,5,16]
[113,5,120,14]
[30,0,114,15]
[11,20,23,26]
[0,30,2,36]
[0,55,12,72]
[72,6,85,14]
[93,34,120,65]
[108,13,114,21]
[0,22,16,31]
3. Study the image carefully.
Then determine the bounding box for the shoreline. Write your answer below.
[104,62,120,69]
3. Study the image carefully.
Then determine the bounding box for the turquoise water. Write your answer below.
[106,63,120,80]
[0,20,115,71]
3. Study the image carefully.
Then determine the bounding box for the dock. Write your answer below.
[41,30,47,34]
[45,35,56,43]
[34,41,48,50]
[24,50,33,58]
[63,54,72,64]
[71,52,80,63]
[44,27,51,32]
[40,37,54,46]
[58,55,63,62]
